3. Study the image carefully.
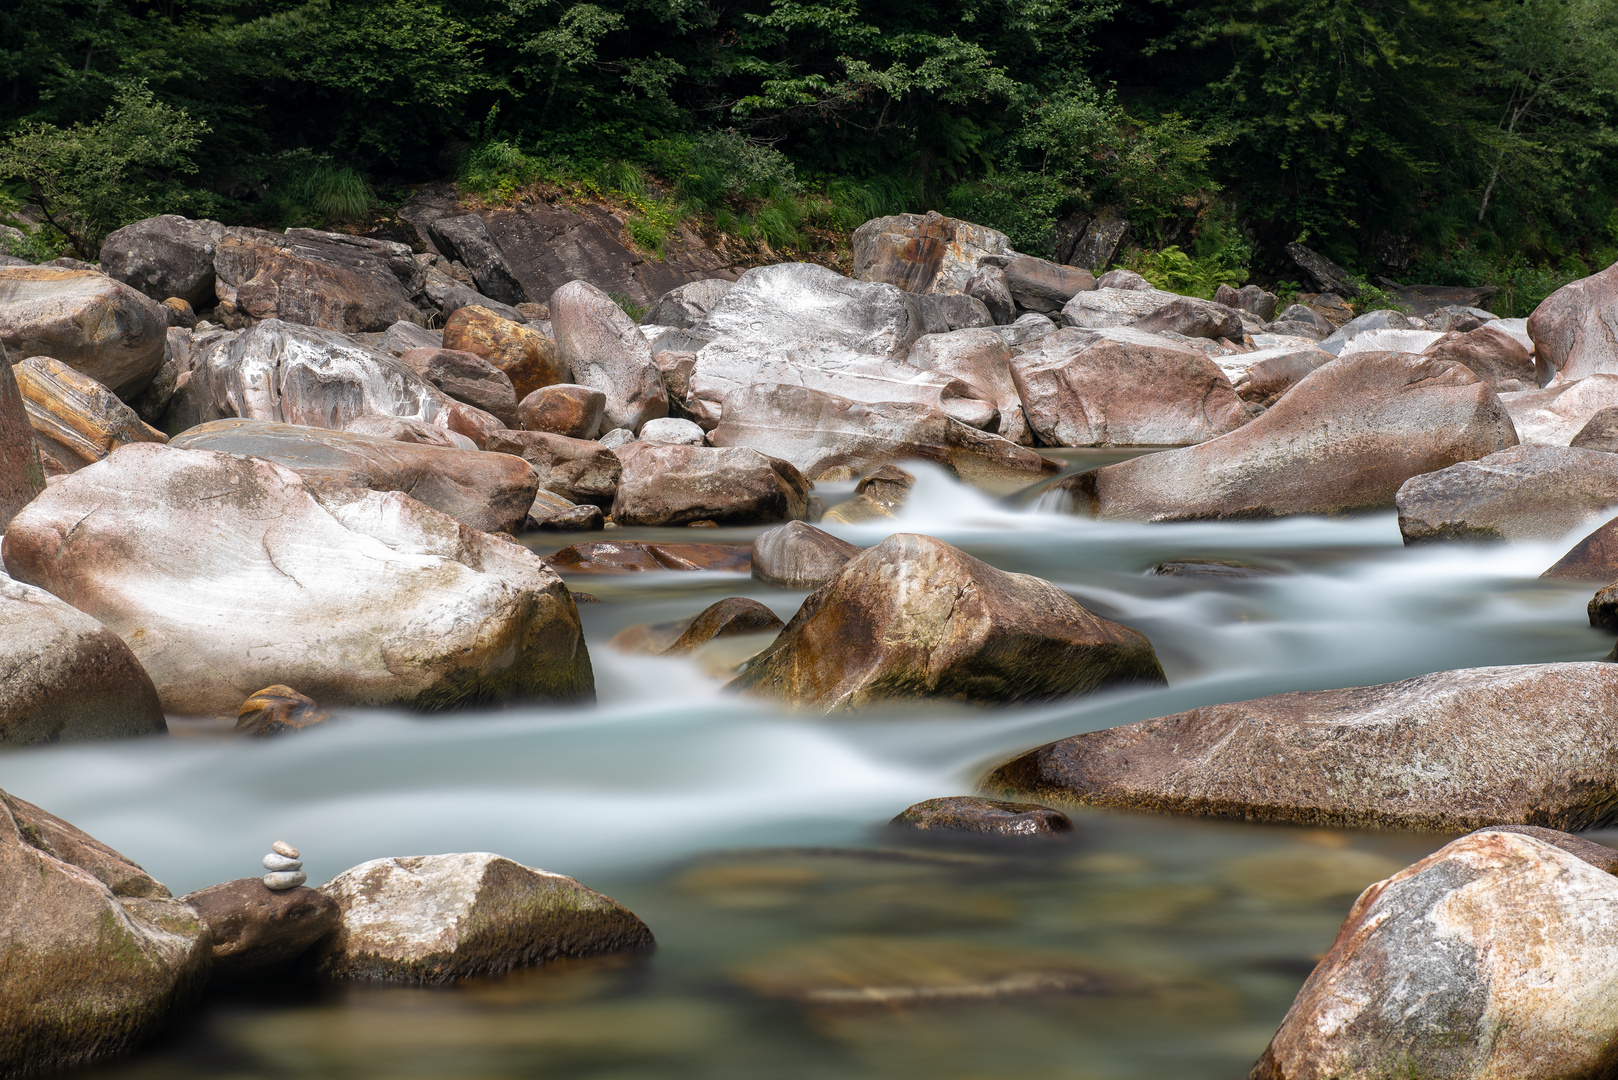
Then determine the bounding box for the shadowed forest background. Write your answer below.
[1,0,1615,313]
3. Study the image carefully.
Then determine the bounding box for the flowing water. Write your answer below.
[6,454,1614,1080]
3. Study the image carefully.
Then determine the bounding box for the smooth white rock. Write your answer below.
[1337,328,1447,357]
[263,853,303,872]
[637,417,706,446]
[263,870,307,891]
[598,428,637,450]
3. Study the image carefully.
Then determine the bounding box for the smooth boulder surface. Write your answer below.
[694,262,920,359]
[1337,328,1446,358]
[751,521,863,589]
[0,356,46,530]
[1501,374,1618,445]
[1542,517,1618,581]
[611,442,808,527]
[644,278,733,328]
[517,383,606,439]
[1527,260,1618,382]
[1396,444,1618,543]
[1252,829,1618,1080]
[1011,327,1251,447]
[0,788,209,1077]
[1130,296,1243,340]
[984,663,1618,831]
[15,356,168,473]
[891,797,1074,839]
[99,214,226,307]
[397,347,518,426]
[1215,345,1334,408]
[315,853,654,983]
[485,429,621,507]
[550,280,668,432]
[709,384,1058,496]
[213,227,425,334]
[662,597,785,655]
[638,416,705,445]
[1421,324,1536,390]
[732,533,1166,712]
[183,879,340,981]
[2,444,592,716]
[1316,309,1411,354]
[1003,256,1095,313]
[0,268,169,397]
[1059,286,1180,329]
[851,211,1014,297]
[1571,406,1618,453]
[0,568,166,746]
[908,328,1032,444]
[525,489,603,531]
[441,304,566,402]
[171,418,539,535]
[1058,352,1519,520]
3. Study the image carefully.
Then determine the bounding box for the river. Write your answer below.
[3,455,1610,1080]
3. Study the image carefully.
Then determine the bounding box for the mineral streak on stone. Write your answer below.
[0,353,45,531]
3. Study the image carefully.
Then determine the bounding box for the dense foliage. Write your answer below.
[2,0,1615,302]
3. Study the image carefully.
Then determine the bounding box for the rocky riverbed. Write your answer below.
[3,207,1618,1079]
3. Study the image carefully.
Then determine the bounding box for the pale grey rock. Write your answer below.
[376,321,442,357]
[1528,261,1618,382]
[638,417,705,446]
[644,278,733,328]
[1094,268,1153,291]
[422,268,526,323]
[262,853,302,872]
[99,215,226,307]
[1396,444,1618,543]
[1214,344,1335,407]
[986,312,1057,348]
[1059,286,1181,329]
[598,427,636,450]
[908,328,1032,444]
[1502,375,1618,444]
[693,262,921,359]
[262,871,306,891]
[1338,328,1446,358]
[1317,309,1412,355]
[550,280,668,432]
[612,442,809,526]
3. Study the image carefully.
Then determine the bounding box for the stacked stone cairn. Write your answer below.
[262,840,306,890]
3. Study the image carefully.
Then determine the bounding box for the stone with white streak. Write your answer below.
[693,262,921,359]
[1501,375,1618,444]
[315,853,654,983]
[907,329,1032,444]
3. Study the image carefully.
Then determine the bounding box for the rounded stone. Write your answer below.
[263,853,303,872]
[891,796,1075,838]
[638,417,705,446]
[272,840,300,858]
[263,870,308,891]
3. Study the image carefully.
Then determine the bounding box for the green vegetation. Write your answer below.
[0,0,1614,298]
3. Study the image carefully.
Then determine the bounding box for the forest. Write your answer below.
[1,0,1616,312]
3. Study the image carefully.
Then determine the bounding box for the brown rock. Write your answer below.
[984,662,1618,831]
[1543,517,1618,580]
[397,347,518,426]
[1527,260,1618,382]
[0,353,46,531]
[1396,445,1618,544]
[1003,256,1095,313]
[234,685,329,736]
[445,400,506,449]
[161,297,197,328]
[1589,582,1618,631]
[1571,406,1618,453]
[611,442,809,527]
[213,227,425,335]
[1221,345,1335,407]
[442,304,567,401]
[822,464,916,524]
[1422,324,1536,390]
[0,267,169,396]
[851,211,1014,295]
[518,383,606,439]
[1058,352,1519,520]
[751,521,863,588]
[486,429,621,507]
[1129,296,1244,340]
[14,357,168,473]
[615,597,785,656]
[732,533,1165,711]
[183,879,340,980]
[1479,824,1618,872]
[890,796,1073,838]
[545,541,751,574]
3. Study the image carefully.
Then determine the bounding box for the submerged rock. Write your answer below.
[315,853,654,983]
[613,597,785,656]
[732,533,1165,712]
[985,663,1618,831]
[751,521,863,589]
[546,540,751,574]
[891,797,1074,838]
[1395,444,1618,544]
[1543,517,1618,580]
[1252,829,1618,1080]
[183,878,339,981]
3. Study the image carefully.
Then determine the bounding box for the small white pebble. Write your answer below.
[272,840,299,858]
[263,853,303,872]
[263,870,307,891]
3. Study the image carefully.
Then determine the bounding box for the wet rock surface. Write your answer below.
[890,797,1074,839]
[183,878,340,980]
[1395,444,1618,544]
[546,540,751,574]
[751,521,863,588]
[234,685,330,736]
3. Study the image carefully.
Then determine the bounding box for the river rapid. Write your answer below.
[5,454,1612,1080]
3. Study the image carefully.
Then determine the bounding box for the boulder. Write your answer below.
[170,418,538,535]
[964,266,1015,324]
[694,262,920,359]
[1003,256,1095,313]
[1395,444,1618,543]
[545,541,750,574]
[850,211,1014,296]
[1267,303,1335,340]
[340,413,476,449]
[915,292,994,332]
[183,879,340,981]
[422,267,527,324]
[1,443,593,715]
[890,797,1073,838]
[1096,268,1153,291]
[1527,260,1618,382]
[611,442,808,527]
[441,304,566,402]
[426,214,527,307]
[161,297,197,328]
[1542,517,1618,581]
[1316,309,1411,354]
[0,356,46,530]
[233,685,328,736]
[1069,213,1129,271]
[1214,344,1334,407]
[1337,328,1446,358]
[638,417,705,446]
[751,521,863,589]
[644,278,733,328]
[1059,286,1181,329]
[517,383,605,440]
[1214,283,1279,321]
[0,268,169,396]
[375,321,442,356]
[1129,297,1243,340]
[0,567,165,745]
[707,384,1060,495]
[1420,324,1535,390]
[315,853,653,984]
[1057,352,1519,520]
[0,788,209,1076]
[485,429,621,507]
[1571,407,1618,453]
[985,662,1618,831]
[822,464,915,523]
[1502,374,1618,445]
[525,489,603,532]
[1285,242,1365,298]
[907,329,1032,444]
[1252,829,1618,1080]
[397,347,518,426]
[732,533,1165,711]
[987,312,1058,348]
[14,357,168,473]
[550,280,668,432]
[663,597,784,656]
[99,215,226,307]
[212,227,425,334]
[1010,327,1251,447]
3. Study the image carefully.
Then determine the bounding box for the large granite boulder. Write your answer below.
[427,214,527,307]
[0,788,209,1076]
[693,262,921,359]
[1058,352,1519,520]
[0,356,45,531]
[1527,260,1618,382]
[612,442,808,527]
[708,384,1060,495]
[397,347,518,426]
[1252,829,1618,1080]
[985,663,1618,831]
[1421,324,1536,390]
[644,278,733,328]
[440,304,565,402]
[1501,374,1618,445]
[1,444,593,716]
[1215,344,1334,408]
[1002,256,1095,313]
[550,280,668,432]
[0,567,165,745]
[0,268,169,397]
[1011,327,1251,447]
[315,853,654,983]
[170,419,538,534]
[99,215,226,307]
[212,227,425,334]
[14,357,168,474]
[907,329,1032,444]
[485,429,621,507]
[1396,444,1618,543]
[732,533,1165,711]
[751,521,863,589]
[850,211,1014,296]
[1059,286,1180,330]
[517,383,605,440]
[1130,296,1243,340]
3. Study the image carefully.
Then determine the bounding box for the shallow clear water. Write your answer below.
[7,456,1614,1080]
